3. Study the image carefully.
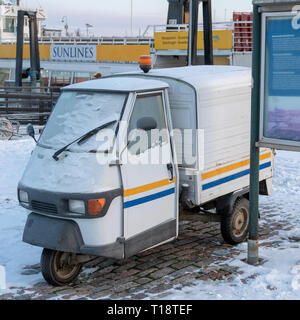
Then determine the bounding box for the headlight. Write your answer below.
[69,200,85,214]
[19,190,29,203]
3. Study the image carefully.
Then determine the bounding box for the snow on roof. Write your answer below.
[253,0,297,5]
[136,65,251,88]
[107,65,251,92]
[143,65,250,79]
[63,77,169,92]
[64,66,250,93]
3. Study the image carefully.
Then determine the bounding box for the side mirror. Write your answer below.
[136,117,157,131]
[26,123,37,143]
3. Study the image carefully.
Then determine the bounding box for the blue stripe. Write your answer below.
[202,161,272,191]
[124,187,175,209]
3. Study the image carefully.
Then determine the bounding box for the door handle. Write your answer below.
[167,163,174,181]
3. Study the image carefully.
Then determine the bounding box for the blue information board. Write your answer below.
[267,18,300,97]
[263,15,300,143]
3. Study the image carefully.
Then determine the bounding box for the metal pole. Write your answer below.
[15,11,24,87]
[191,0,199,65]
[187,0,199,66]
[32,13,41,80]
[248,4,261,265]
[29,13,40,81]
[187,0,193,65]
[202,0,213,65]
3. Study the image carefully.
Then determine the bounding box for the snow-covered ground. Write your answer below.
[0,137,42,291]
[165,151,300,300]
[0,137,300,299]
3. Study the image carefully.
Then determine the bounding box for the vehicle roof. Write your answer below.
[119,65,251,90]
[101,65,251,93]
[63,76,169,92]
[141,65,250,79]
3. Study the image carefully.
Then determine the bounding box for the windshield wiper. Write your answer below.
[52,120,117,161]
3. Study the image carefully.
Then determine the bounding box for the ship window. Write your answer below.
[0,68,10,86]
[50,71,72,88]
[73,72,92,84]
[4,18,15,33]
[40,69,50,88]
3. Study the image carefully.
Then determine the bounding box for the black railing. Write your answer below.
[0,86,60,125]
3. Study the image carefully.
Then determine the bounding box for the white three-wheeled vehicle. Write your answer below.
[19,66,274,286]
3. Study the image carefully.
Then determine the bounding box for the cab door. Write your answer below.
[120,90,178,258]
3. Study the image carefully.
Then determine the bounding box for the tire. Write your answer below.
[41,249,83,286]
[221,197,249,245]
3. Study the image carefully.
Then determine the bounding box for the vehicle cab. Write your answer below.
[19,77,179,286]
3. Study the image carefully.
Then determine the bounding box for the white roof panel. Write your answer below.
[63,77,169,92]
[137,66,251,89]
[64,66,251,94]
[108,66,251,93]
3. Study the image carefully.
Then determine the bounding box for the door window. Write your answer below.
[127,93,168,155]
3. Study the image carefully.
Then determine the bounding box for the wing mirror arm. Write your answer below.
[26,123,37,143]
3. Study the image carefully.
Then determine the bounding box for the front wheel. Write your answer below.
[221,197,249,245]
[41,249,83,286]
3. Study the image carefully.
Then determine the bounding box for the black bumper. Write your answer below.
[23,213,124,259]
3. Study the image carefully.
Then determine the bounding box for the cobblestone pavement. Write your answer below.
[0,204,292,300]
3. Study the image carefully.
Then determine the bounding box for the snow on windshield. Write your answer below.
[39,91,126,150]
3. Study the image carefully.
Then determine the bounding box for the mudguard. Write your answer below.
[23,213,84,253]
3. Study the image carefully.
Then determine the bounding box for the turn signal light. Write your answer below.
[139,55,152,73]
[88,198,106,216]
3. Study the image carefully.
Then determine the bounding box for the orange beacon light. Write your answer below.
[139,55,152,73]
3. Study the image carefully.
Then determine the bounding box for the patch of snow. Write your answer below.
[0,137,42,292]
[65,77,169,92]
[165,243,300,300]
[164,150,300,300]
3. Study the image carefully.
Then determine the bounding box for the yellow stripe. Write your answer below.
[154,30,232,50]
[202,152,272,181]
[0,44,50,60]
[97,45,150,62]
[124,178,175,197]
[0,44,149,62]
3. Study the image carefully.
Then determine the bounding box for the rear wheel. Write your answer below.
[41,249,83,286]
[221,197,249,245]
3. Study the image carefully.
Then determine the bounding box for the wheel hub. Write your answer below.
[54,252,79,280]
[232,208,248,237]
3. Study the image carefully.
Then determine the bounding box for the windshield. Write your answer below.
[39,91,127,151]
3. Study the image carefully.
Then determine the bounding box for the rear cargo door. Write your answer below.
[120,91,178,258]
